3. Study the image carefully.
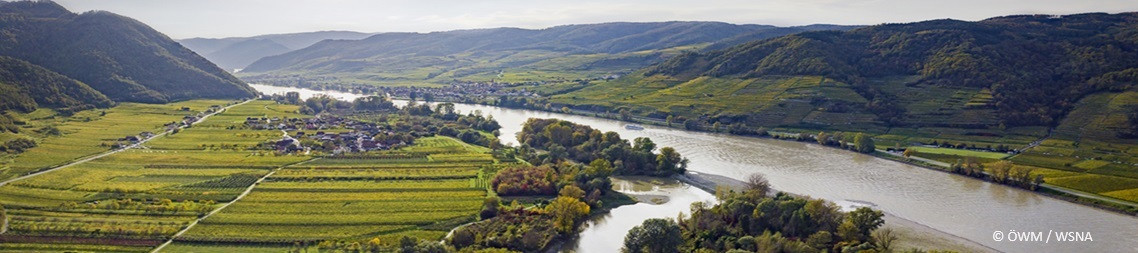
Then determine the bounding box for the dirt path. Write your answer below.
[0,100,253,187]
[149,158,318,253]
[1044,183,1138,208]
[1017,128,1052,153]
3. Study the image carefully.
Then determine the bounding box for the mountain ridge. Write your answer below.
[0,0,256,104]
[178,31,376,70]
[237,21,858,84]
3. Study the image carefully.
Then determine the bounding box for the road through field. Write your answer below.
[149,158,319,253]
[0,100,252,187]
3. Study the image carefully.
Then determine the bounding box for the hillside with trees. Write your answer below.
[238,22,857,85]
[0,0,256,103]
[643,12,1138,128]
[0,56,112,115]
[543,12,1138,208]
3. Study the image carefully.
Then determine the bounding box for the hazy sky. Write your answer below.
[55,0,1138,39]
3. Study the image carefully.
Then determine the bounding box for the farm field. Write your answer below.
[174,136,500,250]
[0,100,238,181]
[1000,90,1138,203]
[0,100,312,252]
[904,146,1011,164]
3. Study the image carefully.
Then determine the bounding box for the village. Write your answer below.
[243,114,413,155]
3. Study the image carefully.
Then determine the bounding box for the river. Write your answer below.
[252,84,1138,253]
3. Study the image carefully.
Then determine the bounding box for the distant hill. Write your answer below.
[0,0,256,104]
[238,22,857,85]
[203,39,291,72]
[178,31,375,70]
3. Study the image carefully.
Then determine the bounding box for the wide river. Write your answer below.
[252,84,1138,253]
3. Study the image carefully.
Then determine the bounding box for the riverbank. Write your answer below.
[676,172,998,253]
[873,149,1138,216]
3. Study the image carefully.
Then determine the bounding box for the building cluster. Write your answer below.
[248,115,410,154]
[383,82,539,101]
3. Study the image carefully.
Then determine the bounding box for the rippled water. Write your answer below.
[253,84,1138,253]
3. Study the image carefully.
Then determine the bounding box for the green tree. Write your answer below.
[633,137,656,153]
[480,196,500,220]
[683,119,699,130]
[622,218,682,253]
[816,131,830,145]
[285,91,301,104]
[853,133,875,153]
[619,108,632,121]
[847,207,884,241]
[655,147,687,175]
[586,159,614,178]
[988,160,1013,183]
[560,185,586,199]
[353,95,394,111]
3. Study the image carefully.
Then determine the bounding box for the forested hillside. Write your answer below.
[239,22,856,85]
[645,13,1138,127]
[0,56,112,114]
[0,0,256,103]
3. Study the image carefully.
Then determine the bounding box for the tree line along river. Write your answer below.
[250,84,1138,253]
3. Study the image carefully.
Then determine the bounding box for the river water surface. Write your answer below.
[252,84,1138,253]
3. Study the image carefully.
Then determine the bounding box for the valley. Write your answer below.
[2,0,1138,252]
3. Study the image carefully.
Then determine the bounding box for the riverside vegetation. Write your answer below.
[619,174,929,253]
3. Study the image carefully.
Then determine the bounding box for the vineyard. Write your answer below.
[0,100,310,252]
[0,100,234,181]
[0,100,507,252]
[174,136,501,249]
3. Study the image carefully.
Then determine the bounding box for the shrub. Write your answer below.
[4,137,37,153]
[491,166,556,196]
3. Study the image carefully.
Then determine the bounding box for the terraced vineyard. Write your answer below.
[173,136,499,250]
[0,100,236,181]
[0,100,311,252]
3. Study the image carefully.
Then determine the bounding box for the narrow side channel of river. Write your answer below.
[252,84,1138,253]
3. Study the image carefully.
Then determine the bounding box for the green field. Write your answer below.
[176,136,499,249]
[0,100,237,181]
[1,100,503,251]
[0,100,311,252]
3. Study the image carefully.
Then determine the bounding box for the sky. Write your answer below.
[55,0,1138,39]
